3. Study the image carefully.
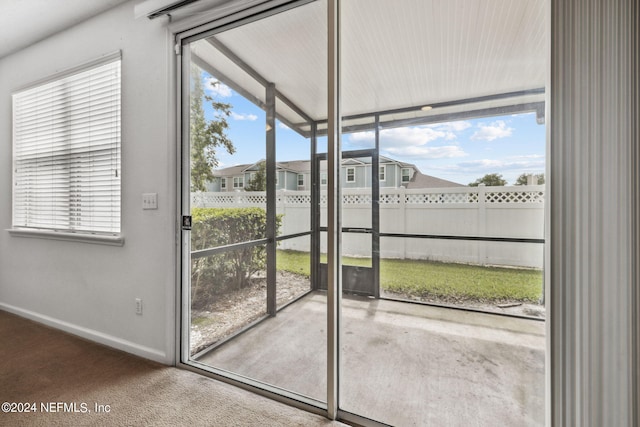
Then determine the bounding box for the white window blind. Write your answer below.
[12,56,121,235]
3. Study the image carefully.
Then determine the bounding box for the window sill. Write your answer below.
[8,228,124,246]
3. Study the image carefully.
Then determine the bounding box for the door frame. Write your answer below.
[173,1,551,426]
[314,149,380,298]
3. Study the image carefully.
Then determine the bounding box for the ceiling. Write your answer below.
[191,0,546,137]
[0,0,131,60]
[1,0,546,134]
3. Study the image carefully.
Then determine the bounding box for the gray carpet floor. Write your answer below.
[0,310,345,427]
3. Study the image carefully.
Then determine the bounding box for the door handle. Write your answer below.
[182,215,192,230]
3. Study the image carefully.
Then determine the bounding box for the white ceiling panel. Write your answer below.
[189,0,546,135]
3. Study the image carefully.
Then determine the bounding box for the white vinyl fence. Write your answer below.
[192,184,545,268]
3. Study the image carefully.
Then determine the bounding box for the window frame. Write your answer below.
[401,168,411,183]
[346,167,356,183]
[379,165,386,182]
[10,52,123,246]
[233,176,244,188]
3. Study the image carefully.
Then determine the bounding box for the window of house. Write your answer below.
[346,167,356,183]
[297,174,305,187]
[12,54,121,238]
[233,176,244,188]
[401,168,411,183]
[379,165,386,181]
[221,178,227,189]
[320,173,327,186]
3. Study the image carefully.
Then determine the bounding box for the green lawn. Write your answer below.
[276,250,543,303]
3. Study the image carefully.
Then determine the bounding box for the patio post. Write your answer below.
[266,82,276,316]
[327,0,342,419]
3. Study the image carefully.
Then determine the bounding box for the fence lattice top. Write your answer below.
[192,185,545,207]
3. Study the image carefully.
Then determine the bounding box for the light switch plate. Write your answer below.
[142,193,158,210]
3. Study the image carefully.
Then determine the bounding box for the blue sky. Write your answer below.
[202,73,546,186]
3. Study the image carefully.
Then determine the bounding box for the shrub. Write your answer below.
[190,207,282,309]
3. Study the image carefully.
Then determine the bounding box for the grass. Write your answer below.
[276,249,543,303]
[191,316,214,327]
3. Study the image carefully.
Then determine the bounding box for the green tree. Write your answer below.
[514,173,545,185]
[469,173,507,187]
[244,161,267,191]
[190,65,235,192]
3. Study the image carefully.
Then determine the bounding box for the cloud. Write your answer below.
[347,126,468,160]
[427,156,545,185]
[205,78,232,98]
[231,112,258,121]
[509,154,545,160]
[278,122,290,130]
[454,157,545,172]
[349,127,444,147]
[427,121,472,133]
[384,145,467,159]
[471,120,513,141]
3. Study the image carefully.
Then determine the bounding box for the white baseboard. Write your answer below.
[0,302,169,364]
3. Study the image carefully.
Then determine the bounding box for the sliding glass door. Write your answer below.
[179,1,547,424]
[181,0,328,405]
[337,2,546,424]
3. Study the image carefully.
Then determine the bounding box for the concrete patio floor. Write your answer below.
[198,292,545,426]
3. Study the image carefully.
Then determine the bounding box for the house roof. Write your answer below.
[406,172,464,189]
[214,155,417,176]
[276,160,311,174]
[212,164,246,177]
[212,156,463,188]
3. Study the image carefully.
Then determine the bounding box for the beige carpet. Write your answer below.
[0,310,345,427]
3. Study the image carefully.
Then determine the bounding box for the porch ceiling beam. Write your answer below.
[341,87,546,122]
[192,53,266,109]
[206,37,269,86]
[206,37,317,128]
[306,101,545,137]
[192,53,309,138]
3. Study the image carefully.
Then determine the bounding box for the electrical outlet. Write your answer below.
[135,298,143,315]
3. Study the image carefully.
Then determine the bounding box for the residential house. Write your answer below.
[207,156,462,191]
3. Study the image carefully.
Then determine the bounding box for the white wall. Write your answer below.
[0,2,175,364]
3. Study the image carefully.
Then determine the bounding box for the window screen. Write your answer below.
[12,56,121,235]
